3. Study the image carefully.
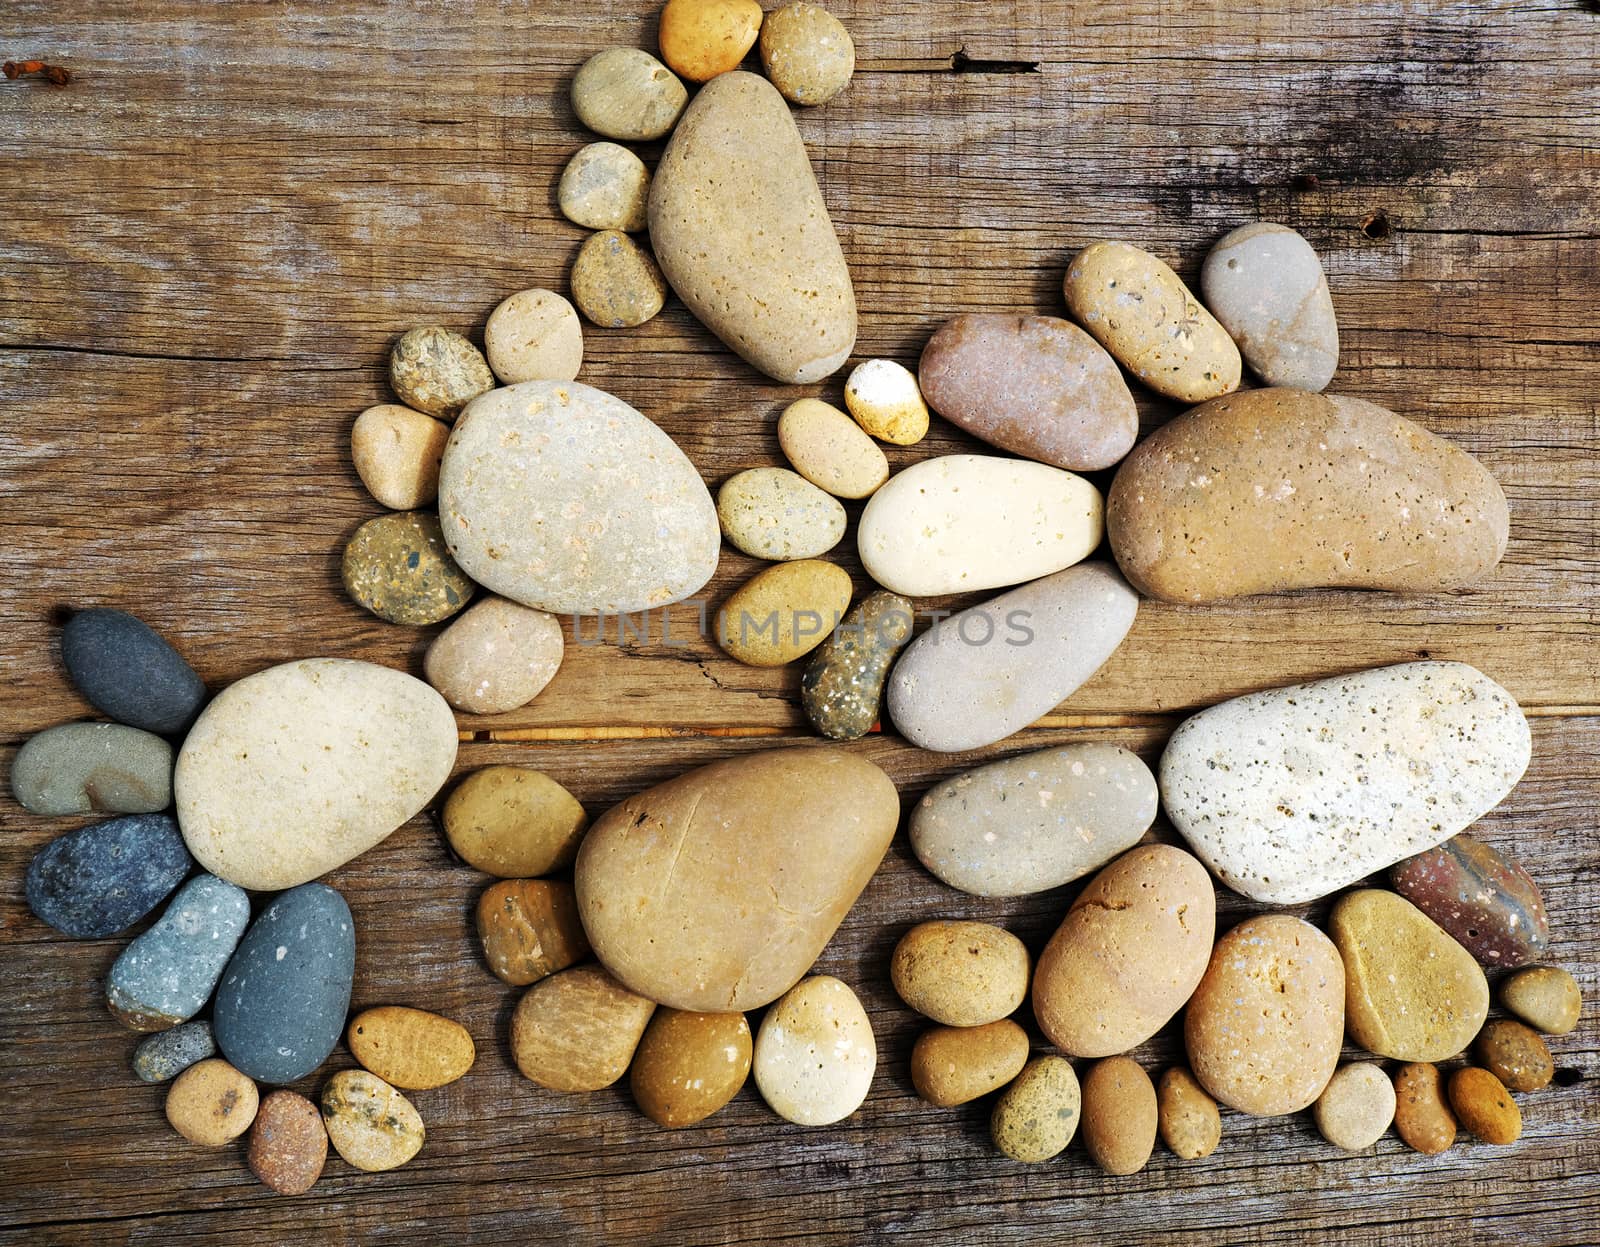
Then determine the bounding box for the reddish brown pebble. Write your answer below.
[1080,1056,1158,1176]
[1448,1066,1522,1144]
[476,878,591,986]
[630,1009,752,1127]
[1393,1063,1457,1155]
[1389,832,1550,968]
[1474,1019,1554,1092]
[247,1090,328,1196]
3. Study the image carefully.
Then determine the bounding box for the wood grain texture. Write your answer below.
[1,0,1596,1242]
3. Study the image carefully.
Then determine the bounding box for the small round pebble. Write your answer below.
[890,920,1030,1028]
[1157,1067,1221,1160]
[166,1058,259,1147]
[1500,966,1583,1035]
[1081,1056,1158,1176]
[910,1020,1029,1108]
[717,467,847,561]
[341,510,476,625]
[1314,1063,1396,1151]
[1448,1066,1522,1145]
[630,1009,753,1128]
[571,48,687,142]
[389,325,494,420]
[991,1056,1080,1163]
[321,1069,426,1172]
[760,2,854,106]
[350,404,450,509]
[571,230,668,328]
[60,607,207,736]
[844,358,929,445]
[348,1006,476,1091]
[1474,1019,1554,1092]
[247,1090,327,1196]
[134,1020,217,1083]
[559,142,650,232]
[445,766,589,878]
[476,878,592,987]
[11,722,172,816]
[658,0,764,83]
[484,289,584,384]
[1393,1063,1458,1155]
[754,976,876,1126]
[777,397,889,499]
[424,597,565,715]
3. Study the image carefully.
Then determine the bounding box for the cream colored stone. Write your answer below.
[760,2,854,105]
[844,358,929,445]
[559,143,650,232]
[754,976,875,1125]
[571,48,686,141]
[777,398,888,499]
[484,289,583,384]
[424,596,564,715]
[1314,1062,1396,1150]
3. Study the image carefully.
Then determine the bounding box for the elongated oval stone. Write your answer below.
[61,608,207,735]
[26,814,191,938]
[1161,662,1531,904]
[11,722,172,816]
[1390,833,1550,968]
[801,591,914,740]
[107,874,251,1031]
[1201,223,1339,391]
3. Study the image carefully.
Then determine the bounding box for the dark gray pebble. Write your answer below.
[133,1020,216,1082]
[61,608,207,736]
[25,814,191,938]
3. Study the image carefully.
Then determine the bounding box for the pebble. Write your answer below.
[630,1009,753,1128]
[570,48,687,142]
[1081,1057,1158,1176]
[919,313,1138,471]
[1033,845,1216,1057]
[166,1058,259,1147]
[60,607,206,735]
[890,920,1030,1028]
[658,0,763,82]
[341,510,476,626]
[1390,833,1550,968]
[1314,1063,1396,1150]
[777,398,889,499]
[858,455,1103,597]
[1393,1062,1457,1155]
[990,1056,1080,1163]
[476,878,591,986]
[717,467,847,561]
[1157,1067,1221,1160]
[424,597,565,715]
[575,747,897,1011]
[175,658,458,890]
[753,975,875,1126]
[1329,888,1490,1062]
[25,814,190,938]
[886,562,1139,753]
[106,874,250,1031]
[1500,966,1583,1035]
[350,404,450,509]
[1184,914,1345,1116]
[348,1006,476,1091]
[910,1020,1029,1108]
[1161,662,1532,904]
[11,722,173,816]
[438,380,719,614]
[800,590,913,740]
[248,1090,327,1196]
[389,326,494,420]
[649,71,856,383]
[909,743,1158,897]
[321,1070,425,1171]
[1107,389,1511,602]
[559,143,650,232]
[511,964,657,1091]
[484,288,584,385]
[1201,222,1339,391]
[759,2,854,105]
[1063,240,1241,402]
[134,1020,217,1083]
[213,883,355,1085]
[844,359,930,446]
[445,766,589,878]
[1448,1066,1522,1145]
[717,559,852,666]
[571,229,668,328]
[1474,1019,1554,1092]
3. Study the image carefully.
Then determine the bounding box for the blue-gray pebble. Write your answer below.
[25,814,191,938]
[133,1020,217,1082]
[106,874,251,1031]
[10,722,172,816]
[61,608,207,736]
[213,883,355,1084]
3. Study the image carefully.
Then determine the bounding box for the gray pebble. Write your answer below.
[133,1020,217,1082]
[107,874,251,1031]
[61,608,207,736]
[11,722,172,816]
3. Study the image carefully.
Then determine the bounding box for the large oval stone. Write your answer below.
[174,658,458,891]
[438,381,719,614]
[26,813,191,938]
[61,608,207,735]
[1161,661,1531,904]
[1390,833,1550,968]
[107,874,251,1031]
[649,71,856,384]
[575,747,899,1011]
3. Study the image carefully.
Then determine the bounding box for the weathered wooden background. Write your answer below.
[2,1,1596,1243]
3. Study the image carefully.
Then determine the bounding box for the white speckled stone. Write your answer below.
[1201,223,1339,392]
[717,467,846,561]
[1161,661,1531,904]
[753,976,875,1126]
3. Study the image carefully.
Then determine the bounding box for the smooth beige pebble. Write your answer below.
[424,596,565,715]
[350,404,450,510]
[484,289,583,384]
[845,358,929,445]
[558,142,651,232]
[166,1058,259,1147]
[777,398,889,499]
[1314,1062,1396,1150]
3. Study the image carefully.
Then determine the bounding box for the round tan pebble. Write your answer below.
[717,559,853,666]
[320,1069,425,1172]
[571,230,668,328]
[659,0,763,83]
[475,878,591,987]
[777,398,889,499]
[389,325,494,420]
[484,289,583,384]
[759,3,854,105]
[1081,1057,1157,1176]
[990,1056,1080,1163]
[1501,966,1583,1035]
[571,48,687,142]
[630,1009,753,1128]
[844,358,930,445]
[247,1090,327,1196]
[347,1006,476,1091]
[424,597,565,715]
[350,404,450,510]
[891,920,1030,1028]
[753,975,876,1126]
[1474,1019,1554,1092]
[717,467,847,561]
[910,1019,1029,1107]
[511,964,656,1092]
[559,143,651,233]
[165,1058,259,1147]
[1313,1063,1396,1151]
[1157,1067,1221,1160]
[1393,1063,1458,1155]
[1448,1066,1522,1145]
[341,510,476,626]
[445,766,589,878]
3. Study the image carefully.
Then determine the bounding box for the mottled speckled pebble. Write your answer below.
[776,398,888,499]
[61,608,207,735]
[1157,1067,1221,1160]
[11,722,172,816]
[753,975,875,1126]
[910,1020,1029,1107]
[1081,1056,1158,1176]
[718,559,852,667]
[1448,1066,1521,1145]
[571,230,667,328]
[1474,1019,1554,1092]
[484,289,584,385]
[342,510,476,626]
[759,2,854,106]
[570,48,687,142]
[1201,222,1339,391]
[990,1056,1080,1163]
[134,1020,217,1083]
[248,1090,327,1196]
[389,326,493,420]
[1314,1062,1396,1150]
[26,813,190,938]
[107,874,250,1031]
[844,358,929,446]
[166,1058,258,1147]
[445,767,589,878]
[800,590,912,740]
[890,920,1029,1028]
[321,1069,425,1171]
[630,1009,753,1128]
[424,597,565,715]
[1393,1062,1457,1155]
[1390,833,1550,968]
[476,878,592,986]
[1500,966,1583,1035]
[350,404,450,510]
[717,467,847,561]
[559,142,650,232]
